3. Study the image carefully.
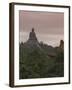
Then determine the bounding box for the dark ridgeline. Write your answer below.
[19,28,64,79]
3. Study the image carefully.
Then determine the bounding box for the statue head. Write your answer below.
[32,28,34,32]
[60,40,64,44]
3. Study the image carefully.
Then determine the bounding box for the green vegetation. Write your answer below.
[19,42,64,79]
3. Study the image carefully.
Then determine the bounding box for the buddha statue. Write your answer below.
[29,28,37,41]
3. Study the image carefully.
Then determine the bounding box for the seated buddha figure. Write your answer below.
[29,28,37,41]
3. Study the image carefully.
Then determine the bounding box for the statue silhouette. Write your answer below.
[29,28,37,41]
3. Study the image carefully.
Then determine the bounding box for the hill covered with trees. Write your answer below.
[19,28,64,79]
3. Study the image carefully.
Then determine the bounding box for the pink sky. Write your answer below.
[19,10,64,47]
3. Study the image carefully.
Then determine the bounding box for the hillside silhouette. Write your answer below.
[19,28,64,79]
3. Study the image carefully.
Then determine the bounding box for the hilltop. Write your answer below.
[19,28,64,79]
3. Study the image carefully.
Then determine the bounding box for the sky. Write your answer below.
[19,10,64,47]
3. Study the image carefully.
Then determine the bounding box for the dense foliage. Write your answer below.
[19,42,64,79]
